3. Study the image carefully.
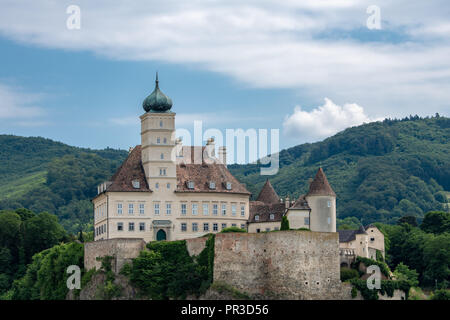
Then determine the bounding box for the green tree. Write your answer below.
[422,233,450,286]
[398,215,418,227]
[421,211,450,234]
[280,216,290,230]
[22,212,66,263]
[393,262,419,287]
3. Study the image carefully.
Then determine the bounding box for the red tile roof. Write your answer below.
[289,195,311,210]
[255,179,280,204]
[100,145,250,195]
[249,201,285,223]
[105,145,151,193]
[306,167,336,197]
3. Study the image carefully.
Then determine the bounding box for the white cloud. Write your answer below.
[283,98,379,142]
[0,0,449,119]
[0,83,45,120]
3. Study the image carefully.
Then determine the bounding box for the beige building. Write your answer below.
[338,224,385,267]
[93,75,339,242]
[93,75,251,242]
[248,168,337,233]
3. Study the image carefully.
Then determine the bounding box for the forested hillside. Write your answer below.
[0,115,448,233]
[0,135,127,233]
[229,115,450,225]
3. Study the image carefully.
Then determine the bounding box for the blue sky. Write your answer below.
[0,0,449,160]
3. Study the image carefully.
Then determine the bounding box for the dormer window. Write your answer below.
[225,182,232,190]
[209,181,216,189]
[132,180,140,189]
[255,215,260,221]
[187,181,194,189]
[269,213,274,220]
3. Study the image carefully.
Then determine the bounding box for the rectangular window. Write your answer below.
[203,203,209,216]
[117,222,123,231]
[274,227,279,231]
[232,223,237,227]
[221,223,227,230]
[128,203,134,215]
[181,203,187,215]
[203,223,209,232]
[139,222,145,231]
[231,204,237,216]
[192,223,198,232]
[213,223,218,231]
[129,222,135,232]
[166,203,172,215]
[192,203,198,215]
[117,203,123,215]
[181,223,187,232]
[304,217,310,225]
[265,228,270,232]
[139,203,145,215]
[221,203,226,216]
[240,205,245,216]
[212,204,218,216]
[154,203,160,215]
[241,224,245,229]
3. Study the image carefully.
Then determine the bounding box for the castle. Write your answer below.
[86,75,393,299]
[92,75,337,242]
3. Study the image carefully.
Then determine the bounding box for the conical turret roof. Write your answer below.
[306,168,336,197]
[256,179,280,204]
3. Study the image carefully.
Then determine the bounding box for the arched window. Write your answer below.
[155,183,159,189]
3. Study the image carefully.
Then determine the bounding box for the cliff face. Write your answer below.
[67,272,140,300]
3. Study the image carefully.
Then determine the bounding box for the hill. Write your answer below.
[228,115,450,225]
[0,115,448,232]
[0,135,128,232]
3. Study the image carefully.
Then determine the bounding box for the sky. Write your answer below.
[0,0,449,162]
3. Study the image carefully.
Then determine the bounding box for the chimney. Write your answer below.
[175,137,183,159]
[206,137,215,158]
[218,146,227,166]
[285,196,290,209]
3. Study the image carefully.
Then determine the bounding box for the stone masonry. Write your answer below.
[213,231,345,299]
[84,238,146,273]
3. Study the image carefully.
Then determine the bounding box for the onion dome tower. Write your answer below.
[140,72,177,196]
[142,72,173,112]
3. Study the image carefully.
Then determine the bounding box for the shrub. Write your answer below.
[220,227,246,233]
[431,289,450,300]
[340,267,360,282]
[127,239,214,299]
[280,216,290,230]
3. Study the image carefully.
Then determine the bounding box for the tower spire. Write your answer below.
[155,71,159,87]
